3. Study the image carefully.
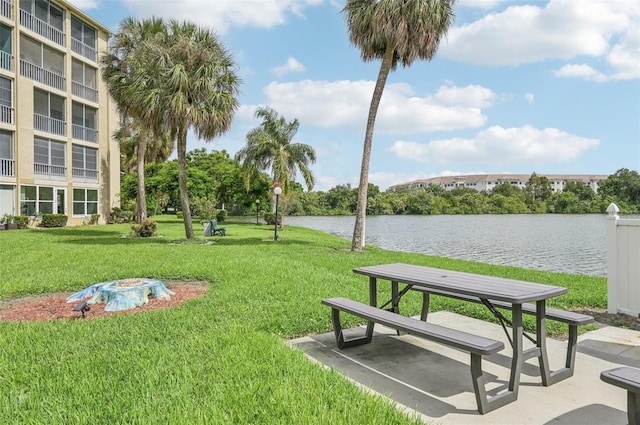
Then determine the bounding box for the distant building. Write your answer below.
[0,0,119,225]
[389,174,609,193]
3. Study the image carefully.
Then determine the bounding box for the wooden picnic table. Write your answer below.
[353,263,569,403]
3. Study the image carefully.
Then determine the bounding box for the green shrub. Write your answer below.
[89,214,100,225]
[130,219,157,237]
[40,214,68,228]
[191,197,219,220]
[110,208,132,224]
[14,216,29,229]
[0,213,14,224]
[216,209,227,223]
[263,211,282,225]
[176,211,183,218]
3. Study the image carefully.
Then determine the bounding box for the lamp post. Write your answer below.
[273,186,282,241]
[255,199,260,224]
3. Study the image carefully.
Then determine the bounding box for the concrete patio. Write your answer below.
[290,311,640,425]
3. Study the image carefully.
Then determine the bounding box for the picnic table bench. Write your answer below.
[413,286,595,381]
[322,297,508,414]
[601,366,640,425]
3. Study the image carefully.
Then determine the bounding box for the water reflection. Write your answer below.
[285,215,611,276]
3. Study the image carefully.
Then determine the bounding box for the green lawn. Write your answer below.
[0,216,606,424]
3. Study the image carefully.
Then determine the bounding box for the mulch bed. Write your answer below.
[0,281,208,322]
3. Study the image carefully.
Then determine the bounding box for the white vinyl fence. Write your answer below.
[607,203,640,316]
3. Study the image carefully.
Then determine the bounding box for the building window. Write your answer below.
[34,89,66,135]
[71,16,96,61]
[73,188,98,215]
[34,137,65,177]
[20,185,66,215]
[0,23,12,71]
[19,35,65,90]
[72,144,97,180]
[20,185,37,215]
[0,129,12,158]
[0,129,13,177]
[0,76,12,124]
[72,59,97,102]
[19,0,65,46]
[20,0,65,32]
[72,102,97,142]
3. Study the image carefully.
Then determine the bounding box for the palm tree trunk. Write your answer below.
[351,45,394,251]
[177,129,194,238]
[136,127,148,223]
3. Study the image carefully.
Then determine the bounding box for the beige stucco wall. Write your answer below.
[1,1,119,226]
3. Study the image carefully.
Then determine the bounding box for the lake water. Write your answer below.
[284,214,616,277]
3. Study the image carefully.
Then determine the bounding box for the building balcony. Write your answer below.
[0,50,12,72]
[0,104,13,124]
[72,167,98,183]
[19,9,65,46]
[72,81,98,103]
[1,0,12,21]
[72,124,97,143]
[20,60,65,91]
[0,157,13,177]
[34,163,66,180]
[34,113,66,136]
[71,38,96,62]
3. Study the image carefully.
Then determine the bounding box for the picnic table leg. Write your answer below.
[366,276,377,339]
[508,303,524,396]
[629,390,640,425]
[391,281,400,314]
[536,300,553,386]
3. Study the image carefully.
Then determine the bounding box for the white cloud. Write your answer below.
[314,175,341,192]
[251,80,492,134]
[457,0,509,10]
[67,0,99,9]
[441,0,635,72]
[271,57,306,77]
[389,125,600,165]
[524,93,534,103]
[120,0,323,34]
[554,64,607,82]
[432,84,496,108]
[554,19,640,82]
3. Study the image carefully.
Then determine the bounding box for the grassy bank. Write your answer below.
[0,216,606,424]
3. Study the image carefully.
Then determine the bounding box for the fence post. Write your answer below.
[606,203,619,314]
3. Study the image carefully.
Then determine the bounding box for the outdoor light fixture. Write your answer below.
[273,186,282,241]
[256,199,260,225]
[72,301,91,319]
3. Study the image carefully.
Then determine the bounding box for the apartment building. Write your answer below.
[390,174,610,193]
[0,0,119,225]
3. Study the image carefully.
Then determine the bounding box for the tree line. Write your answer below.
[120,157,640,218]
[288,169,640,216]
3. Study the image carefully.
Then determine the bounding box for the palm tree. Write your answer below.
[342,0,455,251]
[148,20,240,238]
[101,17,167,223]
[235,107,316,204]
[115,118,174,174]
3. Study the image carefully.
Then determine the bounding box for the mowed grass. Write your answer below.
[0,216,606,424]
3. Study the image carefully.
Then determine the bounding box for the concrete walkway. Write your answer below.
[289,311,640,425]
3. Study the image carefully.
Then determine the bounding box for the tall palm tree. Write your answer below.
[101,17,167,223]
[235,107,316,202]
[115,118,174,173]
[343,0,455,251]
[148,20,240,239]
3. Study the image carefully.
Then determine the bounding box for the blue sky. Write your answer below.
[72,0,640,191]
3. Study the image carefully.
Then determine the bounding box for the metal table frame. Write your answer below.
[353,263,569,404]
